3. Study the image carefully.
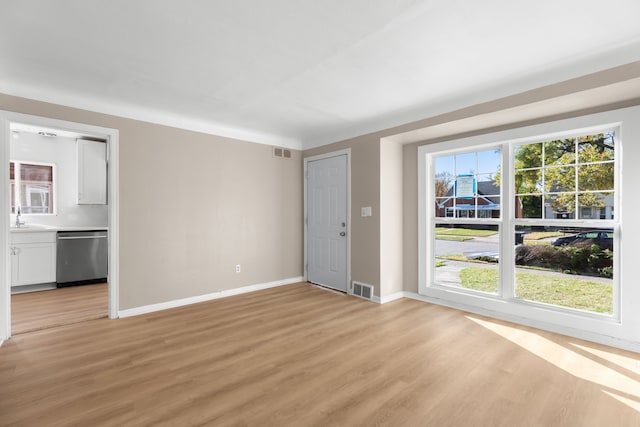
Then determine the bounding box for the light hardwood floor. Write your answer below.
[1,282,638,426]
[11,283,108,335]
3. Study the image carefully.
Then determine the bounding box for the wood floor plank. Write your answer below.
[11,283,108,334]
[1,282,639,426]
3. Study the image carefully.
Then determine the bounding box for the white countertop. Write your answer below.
[55,226,109,232]
[10,224,108,233]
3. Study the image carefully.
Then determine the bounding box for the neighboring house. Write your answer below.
[544,193,614,220]
[436,180,500,218]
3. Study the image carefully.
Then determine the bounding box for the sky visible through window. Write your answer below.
[435,149,501,177]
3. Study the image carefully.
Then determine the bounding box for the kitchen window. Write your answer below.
[10,161,55,214]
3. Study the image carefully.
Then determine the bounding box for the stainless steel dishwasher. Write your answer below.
[56,230,108,286]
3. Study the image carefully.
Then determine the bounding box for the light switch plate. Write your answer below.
[361,207,372,217]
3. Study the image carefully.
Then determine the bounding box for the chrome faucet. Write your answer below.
[15,206,24,228]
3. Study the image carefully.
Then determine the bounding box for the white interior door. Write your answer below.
[307,154,348,291]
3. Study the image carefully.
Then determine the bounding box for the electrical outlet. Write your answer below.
[235,264,241,273]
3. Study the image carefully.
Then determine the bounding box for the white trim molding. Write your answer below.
[0,111,120,340]
[373,291,407,304]
[0,116,9,341]
[118,277,304,318]
[0,85,302,150]
[107,129,120,320]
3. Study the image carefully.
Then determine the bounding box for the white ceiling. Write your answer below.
[1,0,640,149]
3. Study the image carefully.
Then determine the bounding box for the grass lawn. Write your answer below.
[437,254,468,262]
[459,267,612,313]
[435,227,497,237]
[524,231,564,240]
[522,240,552,246]
[520,231,562,246]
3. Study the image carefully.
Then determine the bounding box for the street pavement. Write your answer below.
[435,233,499,258]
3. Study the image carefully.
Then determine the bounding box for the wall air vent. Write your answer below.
[352,281,373,301]
[37,131,57,137]
[273,146,292,159]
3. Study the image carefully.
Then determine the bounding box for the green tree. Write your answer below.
[514,132,614,217]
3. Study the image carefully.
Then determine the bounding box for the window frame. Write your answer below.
[419,120,621,326]
[10,160,57,216]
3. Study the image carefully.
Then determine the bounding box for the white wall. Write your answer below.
[380,138,404,299]
[10,132,108,227]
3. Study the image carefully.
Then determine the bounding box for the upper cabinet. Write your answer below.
[77,139,107,205]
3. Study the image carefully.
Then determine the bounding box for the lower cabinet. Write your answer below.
[10,232,57,287]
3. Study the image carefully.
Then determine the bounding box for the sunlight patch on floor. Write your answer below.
[602,390,640,412]
[569,342,640,372]
[465,315,640,412]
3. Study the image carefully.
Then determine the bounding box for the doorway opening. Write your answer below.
[1,112,119,340]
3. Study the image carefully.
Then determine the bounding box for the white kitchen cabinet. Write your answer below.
[77,139,107,204]
[10,231,57,287]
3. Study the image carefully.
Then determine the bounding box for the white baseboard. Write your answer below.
[402,291,640,353]
[378,291,407,304]
[118,276,304,318]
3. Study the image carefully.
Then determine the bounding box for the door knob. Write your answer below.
[340,231,346,236]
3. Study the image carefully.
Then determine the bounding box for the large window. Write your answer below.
[10,161,55,214]
[423,127,618,318]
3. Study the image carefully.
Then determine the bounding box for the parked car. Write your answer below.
[552,230,613,250]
